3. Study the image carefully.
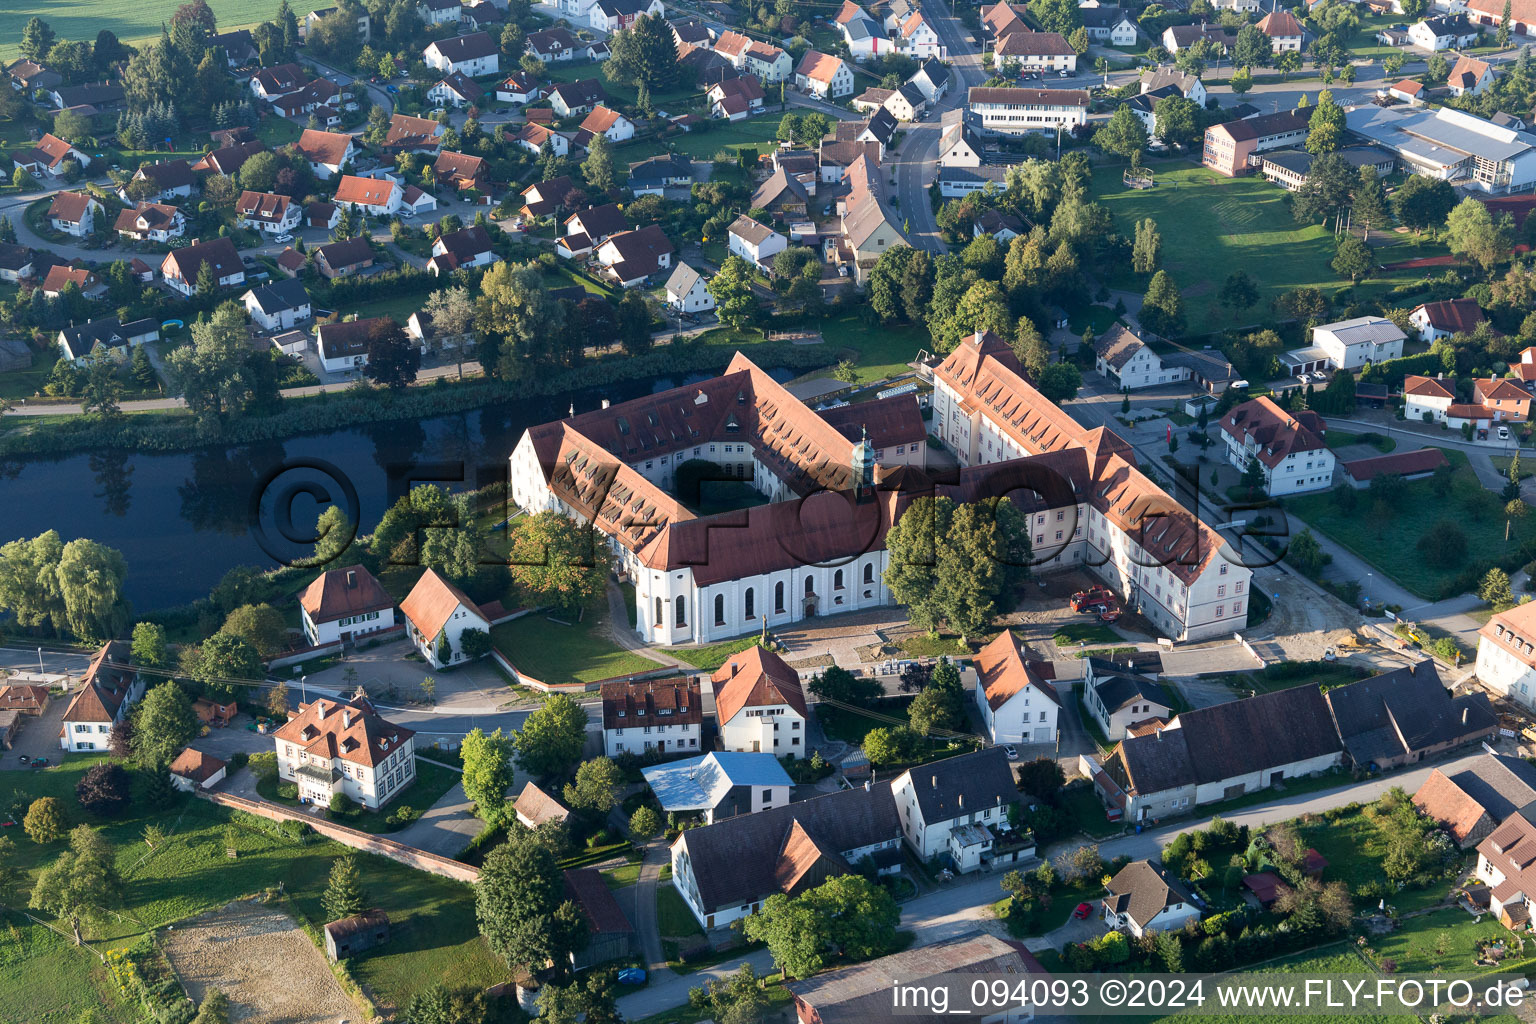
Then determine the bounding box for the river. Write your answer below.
[1,369,794,612]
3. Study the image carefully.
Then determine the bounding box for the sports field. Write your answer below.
[0,0,283,60]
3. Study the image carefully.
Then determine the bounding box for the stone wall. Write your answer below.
[201,791,482,884]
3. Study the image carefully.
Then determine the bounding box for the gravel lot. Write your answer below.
[162,901,361,1024]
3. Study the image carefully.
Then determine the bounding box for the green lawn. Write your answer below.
[656,885,705,939]
[693,311,931,385]
[0,756,505,1020]
[1061,785,1123,839]
[1090,160,1436,335]
[489,610,664,686]
[659,635,761,671]
[543,60,701,114]
[1366,907,1536,975]
[1492,454,1534,480]
[1287,455,1534,599]
[1299,807,1459,915]
[0,346,50,402]
[620,114,787,164]
[338,290,434,326]
[1052,623,1122,646]
[0,0,278,60]
[1325,430,1396,453]
[816,695,915,745]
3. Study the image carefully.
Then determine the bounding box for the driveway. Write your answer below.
[1,699,68,768]
[1024,908,1106,953]
[390,778,482,858]
[187,714,279,760]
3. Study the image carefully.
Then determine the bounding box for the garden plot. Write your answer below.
[161,900,359,1024]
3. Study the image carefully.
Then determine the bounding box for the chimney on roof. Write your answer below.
[316,702,329,719]
[1464,707,1469,726]
[931,774,937,787]
[346,569,356,588]
[730,661,739,677]
[343,709,353,728]
[602,398,610,409]
[958,793,965,809]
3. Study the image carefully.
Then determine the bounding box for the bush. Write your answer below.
[278,783,298,800]
[328,793,347,814]
[385,804,421,827]
[247,750,278,780]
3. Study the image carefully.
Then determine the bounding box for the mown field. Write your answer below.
[0,0,285,60]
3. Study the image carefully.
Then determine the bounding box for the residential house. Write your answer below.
[1125,86,1178,138]
[12,133,89,179]
[427,224,499,275]
[1081,6,1139,44]
[418,0,463,24]
[1403,374,1458,423]
[967,86,1089,134]
[59,642,143,753]
[1340,447,1449,488]
[1475,806,1536,929]
[890,747,1032,873]
[1142,66,1208,106]
[629,153,693,194]
[1467,0,1536,35]
[496,71,544,104]
[575,105,635,148]
[668,780,902,929]
[160,237,244,296]
[57,317,159,362]
[894,9,944,57]
[41,266,104,301]
[121,159,197,201]
[428,71,484,108]
[399,567,493,668]
[251,62,308,99]
[1256,8,1304,50]
[406,309,472,354]
[818,137,881,183]
[1325,661,1497,770]
[48,191,101,237]
[295,129,354,179]
[937,120,983,166]
[527,27,578,61]
[907,57,949,103]
[241,278,313,332]
[316,316,389,373]
[512,121,571,156]
[1102,860,1201,937]
[728,215,788,267]
[1313,316,1405,369]
[235,190,302,234]
[1218,396,1334,495]
[168,749,228,793]
[838,153,906,284]
[795,50,854,99]
[596,225,674,287]
[0,243,32,283]
[1202,107,1312,176]
[333,174,402,217]
[5,58,61,93]
[423,31,500,76]
[190,140,266,178]
[1414,752,1536,848]
[514,781,571,828]
[1408,14,1479,50]
[707,76,764,120]
[1476,377,1533,421]
[549,78,609,117]
[461,0,504,30]
[1449,54,1496,96]
[1084,658,1174,741]
[384,113,446,153]
[972,630,1060,746]
[272,692,416,809]
[296,565,395,650]
[665,262,714,313]
[644,752,791,823]
[46,80,124,111]
[565,203,629,245]
[710,646,807,757]
[432,150,490,194]
[787,936,1047,1024]
[520,175,578,219]
[993,30,1077,72]
[1097,685,1344,823]
[714,31,792,82]
[590,0,664,32]
[1479,601,1536,709]
[1093,324,1196,390]
[980,0,1030,45]
[880,82,926,122]
[1410,298,1485,341]
[835,0,897,60]
[602,677,702,756]
[112,202,185,245]
[672,16,713,50]
[1161,23,1236,52]
[973,208,1024,242]
[314,236,375,278]
[751,169,810,218]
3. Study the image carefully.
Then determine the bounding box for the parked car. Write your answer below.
[1003,744,1018,760]
[1500,425,1512,440]
[274,232,293,243]
[1073,902,1094,919]
[1478,428,1490,440]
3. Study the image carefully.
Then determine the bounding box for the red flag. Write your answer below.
[1167,424,1173,443]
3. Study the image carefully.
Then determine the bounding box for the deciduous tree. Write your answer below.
[130,682,197,770]
[514,694,588,779]
[31,825,122,944]
[461,727,515,820]
[363,318,421,390]
[509,510,612,614]
[563,756,623,814]
[476,829,589,973]
[883,496,1031,638]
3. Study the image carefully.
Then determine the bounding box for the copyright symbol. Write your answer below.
[248,457,360,568]
[1101,980,1127,1007]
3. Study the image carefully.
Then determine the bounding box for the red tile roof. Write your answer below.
[295,128,353,167]
[710,646,808,724]
[1341,447,1448,483]
[399,568,487,639]
[169,748,228,784]
[1414,298,1484,334]
[974,630,1060,711]
[300,565,394,622]
[333,174,397,207]
[1218,396,1327,468]
[1403,374,1456,400]
[601,677,702,730]
[271,694,413,768]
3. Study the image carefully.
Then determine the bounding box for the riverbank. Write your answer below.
[0,333,842,459]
